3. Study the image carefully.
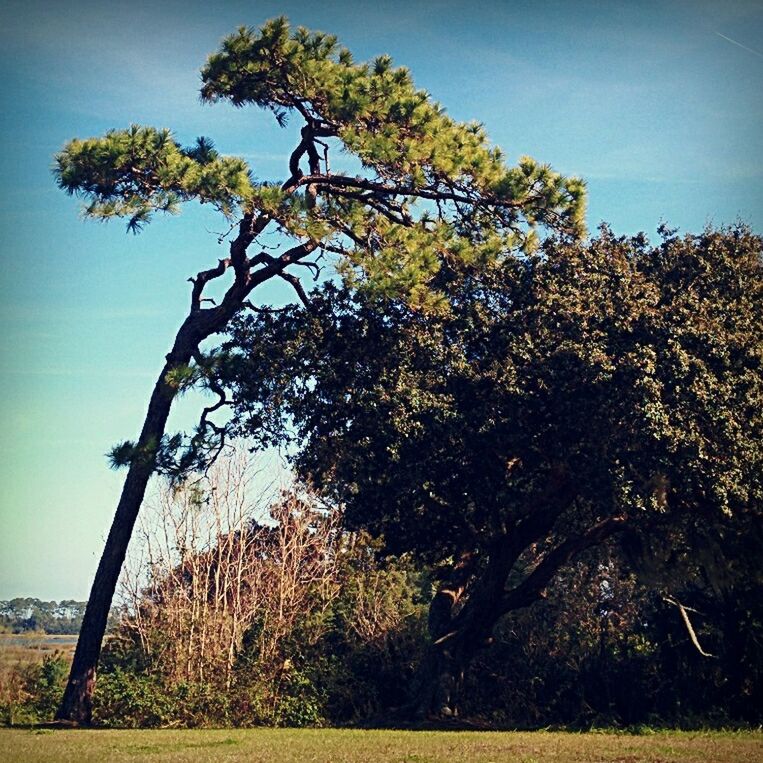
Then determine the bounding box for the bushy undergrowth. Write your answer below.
[80,508,431,729]
[3,545,761,729]
[463,547,763,729]
[0,653,68,725]
[4,472,759,729]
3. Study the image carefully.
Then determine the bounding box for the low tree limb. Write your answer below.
[501,514,630,613]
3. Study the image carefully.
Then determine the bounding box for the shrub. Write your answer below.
[0,653,68,725]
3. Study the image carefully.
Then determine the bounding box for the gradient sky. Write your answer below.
[1,0,761,600]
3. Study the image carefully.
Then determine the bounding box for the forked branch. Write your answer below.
[501,514,630,613]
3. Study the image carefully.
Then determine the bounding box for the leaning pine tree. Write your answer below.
[53,17,585,723]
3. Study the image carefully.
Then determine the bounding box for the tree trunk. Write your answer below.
[412,535,535,719]
[55,321,200,724]
[415,633,472,718]
[413,558,478,719]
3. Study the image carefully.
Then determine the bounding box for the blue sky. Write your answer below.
[1,0,761,599]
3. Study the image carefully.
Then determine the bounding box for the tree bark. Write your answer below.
[415,594,496,719]
[414,555,480,719]
[415,637,467,718]
[411,480,620,720]
[411,515,630,720]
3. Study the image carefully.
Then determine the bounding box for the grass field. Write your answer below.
[1,728,761,763]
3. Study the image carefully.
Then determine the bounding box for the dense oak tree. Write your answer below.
[53,18,583,723]
[220,225,763,716]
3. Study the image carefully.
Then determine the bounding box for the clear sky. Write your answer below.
[1,0,761,600]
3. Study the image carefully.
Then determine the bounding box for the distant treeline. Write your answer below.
[0,599,86,635]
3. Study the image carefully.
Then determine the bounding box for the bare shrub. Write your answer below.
[116,447,341,693]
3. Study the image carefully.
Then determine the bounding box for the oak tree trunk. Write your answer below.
[413,558,480,719]
[415,634,473,718]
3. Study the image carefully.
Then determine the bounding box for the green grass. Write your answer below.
[1,728,761,763]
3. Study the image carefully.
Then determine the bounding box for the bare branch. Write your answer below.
[247,239,318,278]
[289,259,322,280]
[314,138,330,174]
[282,123,324,197]
[278,271,312,310]
[206,219,238,245]
[663,595,718,658]
[189,210,275,311]
[333,189,413,227]
[247,250,278,269]
[290,97,314,124]
[189,258,231,311]
[300,173,528,212]
[320,242,349,256]
[188,350,230,472]
[242,300,290,315]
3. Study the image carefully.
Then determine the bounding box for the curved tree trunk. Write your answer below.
[410,509,629,721]
[415,630,475,719]
[55,322,200,723]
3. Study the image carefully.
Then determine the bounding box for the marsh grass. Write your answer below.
[0,634,77,669]
[1,728,761,763]
[0,634,76,689]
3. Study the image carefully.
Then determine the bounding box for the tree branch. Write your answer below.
[283,123,325,196]
[189,258,231,310]
[443,472,575,637]
[241,300,290,315]
[301,173,528,211]
[289,259,322,280]
[278,271,313,310]
[190,350,230,475]
[189,212,271,311]
[333,189,413,226]
[663,595,717,658]
[500,514,630,613]
[244,240,319,299]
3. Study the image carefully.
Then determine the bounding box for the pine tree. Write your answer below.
[54,17,585,723]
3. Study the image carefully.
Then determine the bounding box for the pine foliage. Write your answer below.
[54,17,586,308]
